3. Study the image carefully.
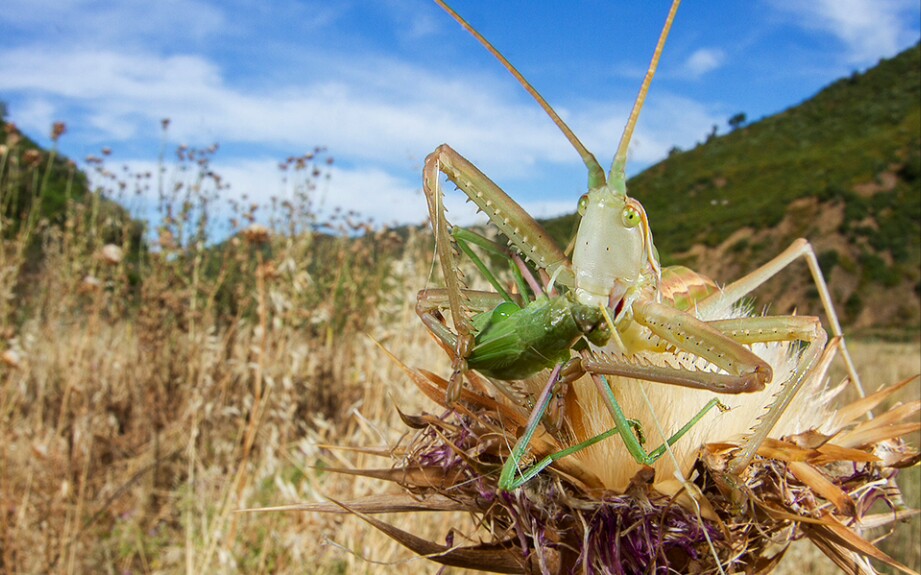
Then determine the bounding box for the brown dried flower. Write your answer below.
[243,224,271,245]
[50,121,66,142]
[301,357,919,574]
[1,349,22,369]
[99,244,123,265]
[23,149,42,168]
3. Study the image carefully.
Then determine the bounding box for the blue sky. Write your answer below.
[2,0,919,230]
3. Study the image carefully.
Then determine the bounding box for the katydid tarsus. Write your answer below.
[418,0,865,490]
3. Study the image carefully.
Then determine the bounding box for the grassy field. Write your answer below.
[0,133,918,574]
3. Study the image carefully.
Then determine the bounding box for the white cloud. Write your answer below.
[0,46,579,180]
[769,0,919,64]
[682,48,726,78]
[14,99,57,137]
[0,0,228,49]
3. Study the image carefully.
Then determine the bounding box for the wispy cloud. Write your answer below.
[769,0,919,64]
[681,48,726,79]
[0,36,727,225]
[0,0,228,49]
[0,47,575,173]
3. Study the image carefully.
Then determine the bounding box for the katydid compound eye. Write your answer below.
[577,194,589,216]
[622,206,641,228]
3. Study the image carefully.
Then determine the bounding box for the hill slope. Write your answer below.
[543,42,921,335]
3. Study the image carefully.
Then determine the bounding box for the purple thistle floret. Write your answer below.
[577,494,721,575]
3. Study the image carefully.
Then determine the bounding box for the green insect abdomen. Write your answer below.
[468,295,610,380]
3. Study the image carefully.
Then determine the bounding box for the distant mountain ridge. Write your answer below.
[541,42,921,336]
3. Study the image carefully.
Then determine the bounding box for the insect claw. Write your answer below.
[446,371,464,404]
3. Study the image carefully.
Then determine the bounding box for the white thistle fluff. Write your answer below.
[566,296,840,492]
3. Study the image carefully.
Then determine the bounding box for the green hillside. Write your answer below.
[0,118,144,293]
[1,118,91,226]
[543,42,921,335]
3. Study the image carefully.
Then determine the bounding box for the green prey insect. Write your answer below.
[419,0,866,490]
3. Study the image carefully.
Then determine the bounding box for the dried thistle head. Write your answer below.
[99,244,124,265]
[243,224,271,245]
[50,121,66,142]
[1,348,22,369]
[304,340,918,574]
[23,149,41,168]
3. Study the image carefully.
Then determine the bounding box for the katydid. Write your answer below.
[419,0,865,489]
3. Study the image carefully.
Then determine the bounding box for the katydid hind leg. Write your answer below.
[585,299,775,394]
[584,311,832,474]
[695,238,864,399]
[728,331,833,474]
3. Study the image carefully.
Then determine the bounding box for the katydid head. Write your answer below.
[571,186,655,307]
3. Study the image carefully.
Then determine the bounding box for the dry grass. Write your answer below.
[0,125,917,574]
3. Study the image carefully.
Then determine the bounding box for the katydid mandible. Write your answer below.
[419,0,865,487]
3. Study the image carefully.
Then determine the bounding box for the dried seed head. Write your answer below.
[80,275,102,292]
[100,244,123,265]
[243,224,271,245]
[158,229,176,250]
[23,149,41,168]
[1,349,21,369]
[50,121,66,142]
[258,262,278,281]
[4,123,20,147]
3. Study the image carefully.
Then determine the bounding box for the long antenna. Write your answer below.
[435,0,606,189]
[610,0,681,194]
